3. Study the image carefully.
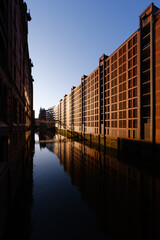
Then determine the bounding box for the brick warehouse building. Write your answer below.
[0,0,34,158]
[0,0,34,235]
[55,3,160,144]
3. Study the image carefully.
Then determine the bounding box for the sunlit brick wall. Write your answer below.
[73,84,82,132]
[155,9,160,143]
[54,3,160,143]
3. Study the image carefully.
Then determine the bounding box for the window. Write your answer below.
[119,111,122,119]
[128,70,132,79]
[133,77,137,87]
[133,109,137,118]
[133,67,137,76]
[123,101,126,109]
[128,80,132,88]
[133,120,137,128]
[128,39,132,49]
[0,137,8,162]
[19,104,22,124]
[133,98,137,107]
[128,90,132,99]
[129,120,132,128]
[14,65,16,81]
[0,78,7,122]
[129,110,132,118]
[13,97,17,123]
[133,35,137,45]
[128,60,132,69]
[133,56,137,66]
[133,46,137,55]
[133,88,137,97]
[143,17,149,26]
[119,120,123,128]
[129,100,132,108]
[0,36,7,69]
[123,120,126,128]
[128,50,132,59]
[128,130,131,138]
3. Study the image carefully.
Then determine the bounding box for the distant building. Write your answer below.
[46,106,55,121]
[38,106,55,121]
[55,3,160,144]
[39,108,46,120]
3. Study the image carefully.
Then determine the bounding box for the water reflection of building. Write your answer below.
[53,135,160,240]
[0,1,34,238]
[38,130,55,150]
[0,131,34,239]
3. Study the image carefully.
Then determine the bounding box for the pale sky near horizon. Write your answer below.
[26,0,159,117]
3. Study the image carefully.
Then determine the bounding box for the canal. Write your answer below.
[2,132,160,240]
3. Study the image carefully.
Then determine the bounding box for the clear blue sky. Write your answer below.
[26,0,159,117]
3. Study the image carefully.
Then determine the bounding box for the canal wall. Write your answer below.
[118,138,160,164]
[56,128,160,162]
[55,128,118,150]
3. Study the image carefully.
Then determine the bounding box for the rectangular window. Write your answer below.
[13,97,17,123]
[128,39,132,49]
[129,120,132,128]
[129,110,132,118]
[133,98,137,107]
[133,119,137,128]
[0,79,7,122]
[123,120,126,128]
[133,77,137,87]
[128,50,132,59]
[14,65,16,82]
[133,88,137,97]
[128,60,132,69]
[0,136,8,162]
[133,46,137,55]
[129,100,132,108]
[123,101,126,109]
[128,70,132,79]
[133,67,137,76]
[133,56,137,66]
[133,109,137,118]
[133,35,137,45]
[19,104,22,124]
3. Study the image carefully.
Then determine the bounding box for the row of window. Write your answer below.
[0,79,7,122]
[105,120,138,129]
[0,79,25,125]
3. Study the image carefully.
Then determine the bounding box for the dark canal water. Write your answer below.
[3,132,160,240]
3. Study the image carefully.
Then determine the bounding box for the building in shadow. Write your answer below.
[0,0,34,238]
[39,108,46,120]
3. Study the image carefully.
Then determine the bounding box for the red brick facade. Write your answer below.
[55,3,160,144]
